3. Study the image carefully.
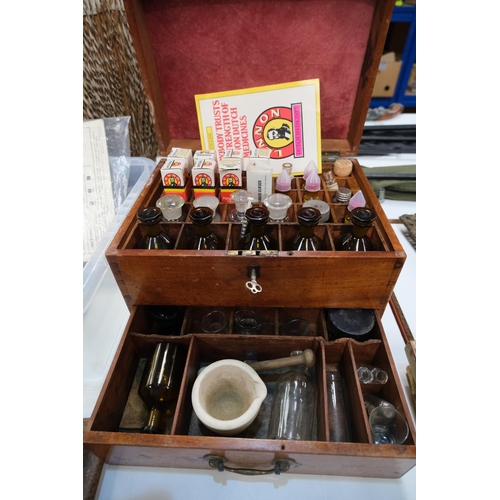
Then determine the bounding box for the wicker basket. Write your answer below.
[83,0,158,159]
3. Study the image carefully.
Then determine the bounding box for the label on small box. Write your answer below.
[246,163,273,202]
[220,188,240,203]
[160,158,189,187]
[193,187,218,199]
[219,154,243,189]
[222,149,243,160]
[167,147,194,170]
[194,150,217,164]
[244,148,271,169]
[192,159,217,188]
[162,175,193,201]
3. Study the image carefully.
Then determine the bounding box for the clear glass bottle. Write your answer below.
[267,351,317,440]
[188,207,224,250]
[363,393,396,419]
[291,207,323,251]
[335,207,377,251]
[282,162,293,176]
[136,206,176,249]
[138,342,186,434]
[357,364,388,384]
[326,367,352,442]
[238,206,278,250]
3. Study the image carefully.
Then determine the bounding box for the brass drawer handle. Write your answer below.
[204,455,296,475]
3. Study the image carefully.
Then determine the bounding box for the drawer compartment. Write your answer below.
[106,161,406,310]
[84,307,415,478]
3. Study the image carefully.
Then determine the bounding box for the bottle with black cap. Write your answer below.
[238,206,278,250]
[188,207,224,250]
[291,206,323,251]
[136,206,176,249]
[335,206,377,251]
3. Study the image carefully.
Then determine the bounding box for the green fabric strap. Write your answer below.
[360,165,416,201]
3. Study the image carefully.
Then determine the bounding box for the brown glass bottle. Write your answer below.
[136,206,175,249]
[291,207,323,251]
[335,207,377,251]
[188,207,224,250]
[238,206,278,250]
[138,342,186,434]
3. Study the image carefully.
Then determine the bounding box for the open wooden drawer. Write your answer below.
[83,306,416,478]
[105,159,406,311]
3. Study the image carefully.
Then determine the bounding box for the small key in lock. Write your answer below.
[245,280,262,294]
[245,268,262,294]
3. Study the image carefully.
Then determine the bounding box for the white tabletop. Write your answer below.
[84,115,417,500]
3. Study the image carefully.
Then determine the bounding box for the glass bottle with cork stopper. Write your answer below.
[136,206,176,249]
[291,206,323,251]
[335,207,377,251]
[188,207,224,250]
[238,206,278,250]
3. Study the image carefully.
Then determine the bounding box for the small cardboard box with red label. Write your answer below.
[192,158,218,198]
[193,150,218,168]
[219,149,243,202]
[159,158,192,201]
[167,147,194,171]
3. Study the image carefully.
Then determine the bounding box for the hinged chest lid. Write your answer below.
[124,0,395,156]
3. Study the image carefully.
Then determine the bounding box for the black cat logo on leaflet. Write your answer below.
[252,105,304,159]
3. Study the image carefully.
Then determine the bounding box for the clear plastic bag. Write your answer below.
[101,116,132,210]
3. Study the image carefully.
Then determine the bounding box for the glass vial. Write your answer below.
[238,206,278,250]
[335,207,377,251]
[282,162,293,176]
[267,351,317,440]
[188,207,224,250]
[326,367,352,442]
[138,342,186,434]
[136,206,176,249]
[323,170,338,190]
[363,393,396,419]
[357,364,389,384]
[291,207,323,251]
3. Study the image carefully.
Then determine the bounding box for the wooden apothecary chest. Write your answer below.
[83,0,416,479]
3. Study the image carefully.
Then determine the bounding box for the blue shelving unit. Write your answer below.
[370,5,416,108]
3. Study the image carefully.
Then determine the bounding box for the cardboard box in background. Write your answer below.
[372,52,402,98]
[406,63,416,95]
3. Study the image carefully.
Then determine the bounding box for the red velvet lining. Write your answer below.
[143,0,376,140]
